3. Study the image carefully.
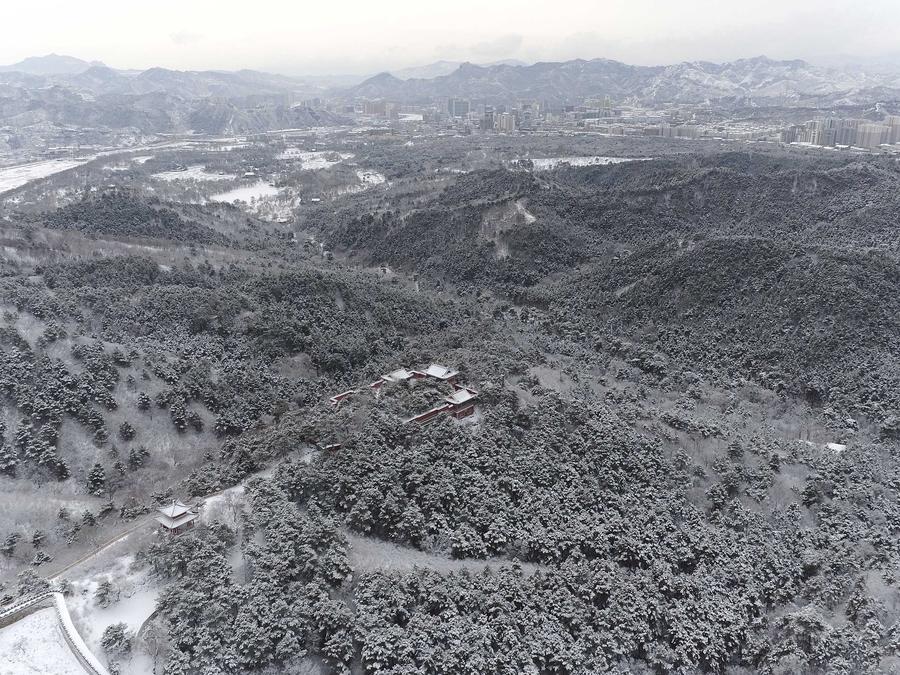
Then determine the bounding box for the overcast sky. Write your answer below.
[1,0,899,75]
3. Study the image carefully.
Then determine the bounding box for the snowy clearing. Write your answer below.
[210,181,281,203]
[528,155,648,170]
[0,158,91,195]
[0,607,86,675]
[278,149,354,169]
[357,170,386,185]
[515,199,536,223]
[152,165,237,181]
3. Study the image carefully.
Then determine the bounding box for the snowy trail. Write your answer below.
[49,517,154,582]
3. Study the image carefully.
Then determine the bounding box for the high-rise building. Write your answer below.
[364,100,388,116]
[835,118,860,146]
[481,106,495,131]
[857,123,891,149]
[447,98,471,118]
[496,112,516,133]
[780,124,805,144]
[886,115,900,144]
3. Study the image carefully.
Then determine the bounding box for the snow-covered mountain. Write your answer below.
[0,54,104,76]
[350,56,900,105]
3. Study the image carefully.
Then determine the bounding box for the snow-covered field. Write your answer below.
[152,165,237,181]
[528,155,647,170]
[278,149,354,169]
[0,607,86,675]
[210,181,281,203]
[0,158,91,195]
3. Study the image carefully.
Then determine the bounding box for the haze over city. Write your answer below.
[2,0,900,75]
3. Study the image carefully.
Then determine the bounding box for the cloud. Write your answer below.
[169,31,203,47]
[471,33,523,60]
[432,33,524,64]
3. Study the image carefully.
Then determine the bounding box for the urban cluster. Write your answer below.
[781,115,900,149]
[351,96,782,141]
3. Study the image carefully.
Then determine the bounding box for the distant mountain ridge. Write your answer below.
[351,55,900,106]
[0,57,348,138]
[0,54,105,75]
[2,53,900,141]
[391,59,529,80]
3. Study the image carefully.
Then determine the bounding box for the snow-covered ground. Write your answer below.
[67,554,160,674]
[0,158,91,195]
[0,607,86,675]
[151,165,237,181]
[515,199,536,223]
[357,170,386,185]
[528,155,647,170]
[131,156,153,164]
[277,149,354,169]
[210,181,281,203]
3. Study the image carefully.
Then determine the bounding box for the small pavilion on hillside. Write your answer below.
[155,500,198,536]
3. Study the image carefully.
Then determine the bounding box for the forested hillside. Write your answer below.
[1,137,899,674]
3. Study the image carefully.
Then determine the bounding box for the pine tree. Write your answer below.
[118,421,136,441]
[127,445,150,470]
[0,442,16,477]
[137,392,151,411]
[87,463,106,496]
[56,460,70,481]
[1,532,19,559]
[101,622,132,656]
[95,579,115,607]
[31,551,52,566]
[31,530,45,549]
[0,421,14,477]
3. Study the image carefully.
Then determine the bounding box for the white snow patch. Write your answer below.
[152,165,237,182]
[200,485,246,527]
[0,158,91,195]
[278,149,354,169]
[67,554,160,667]
[515,199,536,223]
[527,156,648,171]
[357,170,386,185]
[0,607,86,675]
[210,181,281,203]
